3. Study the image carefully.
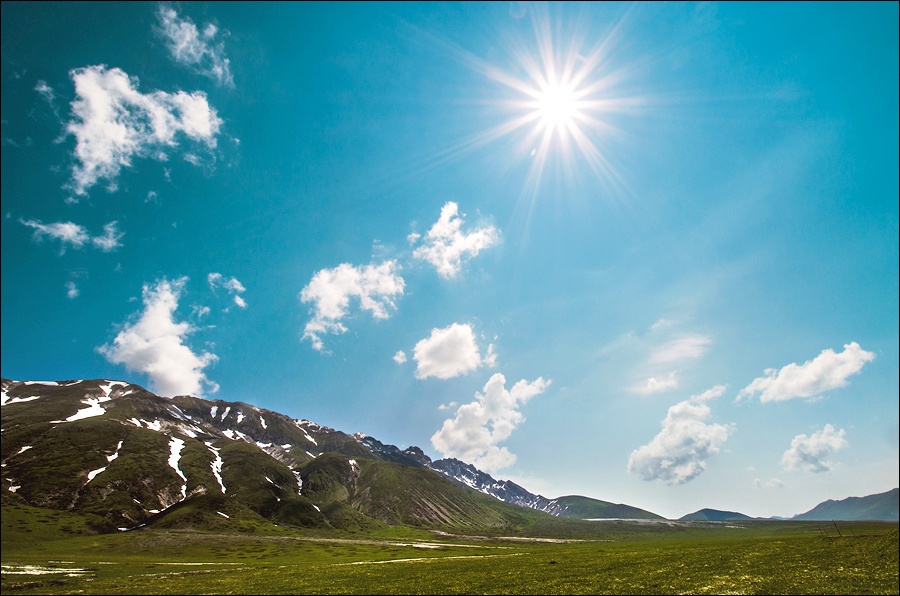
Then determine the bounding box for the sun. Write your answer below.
[425,5,640,202]
[535,81,579,132]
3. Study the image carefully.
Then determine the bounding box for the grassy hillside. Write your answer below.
[548,495,664,520]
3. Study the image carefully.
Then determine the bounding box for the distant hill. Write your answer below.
[792,488,899,521]
[428,457,663,519]
[679,508,755,521]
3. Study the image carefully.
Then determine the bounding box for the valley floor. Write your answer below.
[2,520,897,595]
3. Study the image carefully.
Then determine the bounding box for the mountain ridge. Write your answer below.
[3,378,896,527]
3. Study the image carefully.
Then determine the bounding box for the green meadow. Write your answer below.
[2,500,897,595]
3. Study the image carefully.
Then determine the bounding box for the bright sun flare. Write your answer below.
[536,82,579,130]
[436,5,641,201]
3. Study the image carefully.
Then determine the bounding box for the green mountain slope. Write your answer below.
[544,495,665,520]
[793,488,899,521]
[0,378,551,534]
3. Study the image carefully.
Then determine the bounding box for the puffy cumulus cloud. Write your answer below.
[97,277,218,397]
[738,343,875,403]
[65,65,222,197]
[650,335,712,364]
[413,323,483,380]
[208,272,247,308]
[630,371,678,395]
[628,386,732,484]
[431,373,550,472]
[412,202,499,278]
[20,218,123,254]
[781,424,847,473]
[393,350,407,364]
[65,281,80,299]
[157,5,233,87]
[300,261,404,352]
[754,478,785,489]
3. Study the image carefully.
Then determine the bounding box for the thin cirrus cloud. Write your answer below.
[754,478,785,489]
[20,219,123,254]
[628,385,732,485]
[737,342,875,403]
[649,334,712,364]
[781,424,847,473]
[97,277,219,398]
[300,261,405,352]
[411,202,499,279]
[208,272,247,308]
[431,373,551,472]
[157,4,234,87]
[64,65,222,198]
[413,322,494,380]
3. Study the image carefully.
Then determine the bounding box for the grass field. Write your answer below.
[2,503,897,595]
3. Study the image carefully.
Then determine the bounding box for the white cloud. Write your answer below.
[754,477,785,489]
[630,371,679,395]
[300,261,405,352]
[65,281,80,299]
[413,323,483,380]
[650,318,674,331]
[20,218,123,254]
[412,202,499,278]
[738,343,875,403]
[35,80,59,116]
[431,373,550,472]
[484,344,498,368]
[157,5,233,87]
[650,335,712,363]
[91,222,125,252]
[781,424,847,473]
[628,385,732,484]
[97,277,218,397]
[208,272,247,308]
[393,350,407,364]
[65,65,222,197]
[438,401,458,410]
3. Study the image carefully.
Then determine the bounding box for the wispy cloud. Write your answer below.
[157,4,233,87]
[208,272,247,308]
[628,386,732,484]
[630,371,679,395]
[34,80,60,116]
[20,218,123,254]
[754,477,785,489]
[650,335,712,364]
[300,261,405,352]
[98,277,218,397]
[65,65,222,197]
[413,322,485,380]
[65,281,80,299]
[431,373,550,472]
[781,424,847,473]
[411,202,499,278]
[738,343,875,403]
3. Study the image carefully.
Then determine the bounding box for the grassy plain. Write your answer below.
[2,501,897,595]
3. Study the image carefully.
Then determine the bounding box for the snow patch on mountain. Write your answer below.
[168,437,187,498]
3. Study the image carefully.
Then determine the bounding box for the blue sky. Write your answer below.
[2,1,897,519]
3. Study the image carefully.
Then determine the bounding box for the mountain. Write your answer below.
[792,488,899,521]
[0,378,538,531]
[679,508,755,521]
[4,377,660,533]
[426,457,663,519]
